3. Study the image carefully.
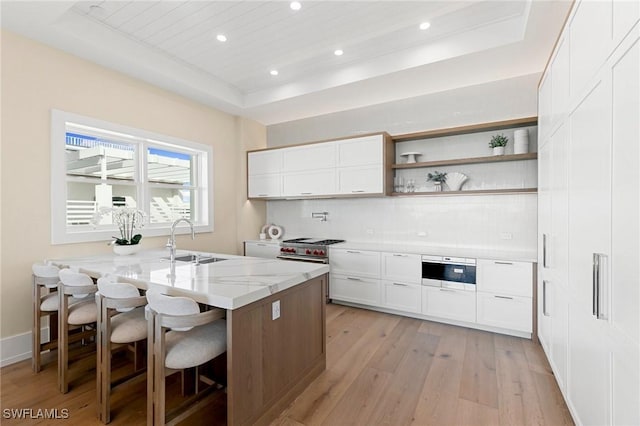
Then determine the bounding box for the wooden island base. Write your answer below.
[226,274,327,426]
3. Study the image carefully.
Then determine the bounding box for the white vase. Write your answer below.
[514,129,529,154]
[113,244,141,255]
[493,146,505,156]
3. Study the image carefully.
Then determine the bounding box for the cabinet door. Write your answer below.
[421,286,476,323]
[476,259,532,297]
[282,142,335,172]
[476,292,532,333]
[282,169,336,197]
[244,242,280,259]
[336,135,383,167]
[568,75,612,426]
[610,34,640,426]
[550,282,569,393]
[538,278,553,353]
[248,150,282,175]
[336,165,383,195]
[551,37,571,125]
[381,281,421,313]
[380,252,421,284]
[248,174,281,198]
[329,249,380,278]
[330,275,380,306]
[538,73,552,140]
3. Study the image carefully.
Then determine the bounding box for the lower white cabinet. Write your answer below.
[476,292,532,333]
[381,281,421,313]
[330,249,380,278]
[244,241,280,259]
[421,286,476,323]
[330,275,380,306]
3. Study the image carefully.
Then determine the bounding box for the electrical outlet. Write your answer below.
[417,231,427,237]
[365,228,375,235]
[500,232,513,240]
[272,300,281,320]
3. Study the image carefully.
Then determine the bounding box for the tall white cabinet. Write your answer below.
[538,1,639,425]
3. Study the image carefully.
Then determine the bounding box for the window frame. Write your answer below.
[51,109,213,245]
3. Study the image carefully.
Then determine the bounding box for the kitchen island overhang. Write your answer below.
[48,250,329,425]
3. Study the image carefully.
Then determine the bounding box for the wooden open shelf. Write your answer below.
[391,188,538,197]
[391,117,538,143]
[392,152,537,169]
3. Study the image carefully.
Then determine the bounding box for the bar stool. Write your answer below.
[95,277,148,424]
[58,268,98,393]
[146,289,226,425]
[31,263,61,372]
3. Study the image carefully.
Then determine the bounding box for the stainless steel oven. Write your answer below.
[421,255,476,291]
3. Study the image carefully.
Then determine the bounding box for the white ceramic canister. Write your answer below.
[514,129,529,154]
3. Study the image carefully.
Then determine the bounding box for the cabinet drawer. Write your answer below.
[330,275,380,306]
[421,286,476,323]
[330,249,380,278]
[244,242,280,259]
[477,259,532,297]
[381,252,421,284]
[381,281,421,313]
[476,292,532,333]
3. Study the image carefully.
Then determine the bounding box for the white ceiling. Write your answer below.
[1,1,571,124]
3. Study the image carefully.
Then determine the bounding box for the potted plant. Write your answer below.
[427,171,447,191]
[489,133,508,155]
[92,206,147,255]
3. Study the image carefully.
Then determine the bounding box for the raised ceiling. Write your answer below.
[1,1,571,124]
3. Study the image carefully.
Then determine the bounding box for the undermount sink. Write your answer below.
[171,254,227,264]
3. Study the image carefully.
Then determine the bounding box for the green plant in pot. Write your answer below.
[427,171,447,191]
[489,133,509,156]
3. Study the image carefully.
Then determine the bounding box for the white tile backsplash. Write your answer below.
[267,194,537,252]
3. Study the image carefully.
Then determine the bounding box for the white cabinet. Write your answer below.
[538,5,639,424]
[380,252,421,284]
[476,292,532,333]
[282,142,335,172]
[248,133,390,199]
[422,286,475,323]
[330,275,380,306]
[381,281,421,313]
[248,174,281,198]
[244,241,280,259]
[476,259,532,297]
[282,169,336,197]
[247,150,283,198]
[330,249,380,279]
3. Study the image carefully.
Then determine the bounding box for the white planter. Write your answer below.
[514,129,529,154]
[113,244,141,256]
[493,146,505,156]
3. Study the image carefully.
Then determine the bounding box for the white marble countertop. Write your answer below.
[48,249,329,309]
[329,241,537,263]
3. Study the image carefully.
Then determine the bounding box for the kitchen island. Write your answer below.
[50,249,329,425]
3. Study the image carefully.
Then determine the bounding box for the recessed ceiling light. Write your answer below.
[270,70,279,76]
[290,1,301,11]
[419,22,431,30]
[216,34,227,42]
[334,49,344,56]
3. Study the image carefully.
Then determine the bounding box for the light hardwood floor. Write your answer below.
[0,304,573,425]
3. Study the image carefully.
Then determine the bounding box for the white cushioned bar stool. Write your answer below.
[31,263,62,372]
[58,268,98,394]
[146,289,227,426]
[96,277,148,424]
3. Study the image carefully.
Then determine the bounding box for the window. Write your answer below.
[51,110,213,244]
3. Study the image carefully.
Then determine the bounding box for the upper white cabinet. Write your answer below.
[282,142,335,172]
[538,3,639,424]
[247,133,390,199]
[247,150,283,198]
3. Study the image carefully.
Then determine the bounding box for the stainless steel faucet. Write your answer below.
[312,211,329,222]
[167,218,195,263]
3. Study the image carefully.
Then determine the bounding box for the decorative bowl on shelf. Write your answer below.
[446,172,468,191]
[399,152,422,164]
[113,244,141,256]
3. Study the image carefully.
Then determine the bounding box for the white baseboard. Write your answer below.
[1,327,49,367]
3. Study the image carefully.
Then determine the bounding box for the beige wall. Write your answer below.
[0,30,266,338]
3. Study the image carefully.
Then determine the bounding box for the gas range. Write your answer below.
[278,238,345,263]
